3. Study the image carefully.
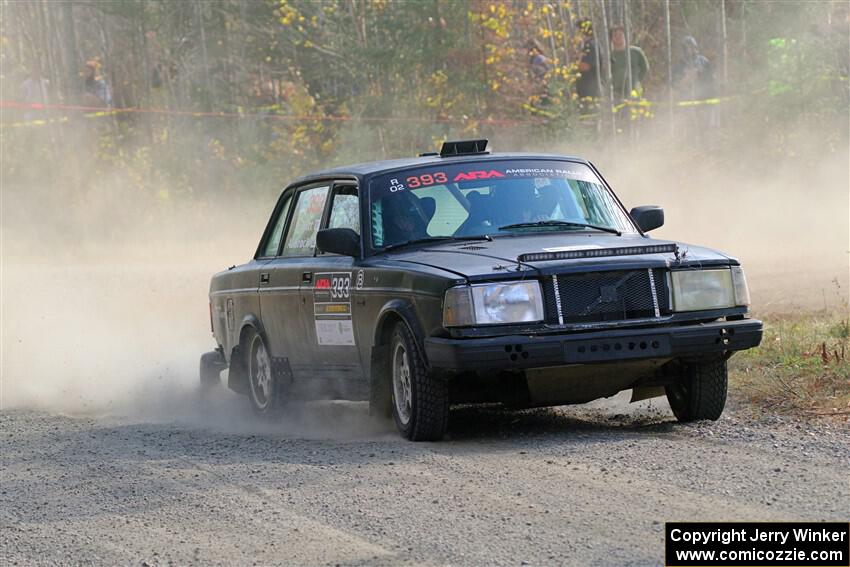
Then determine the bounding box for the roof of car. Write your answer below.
[290,152,591,186]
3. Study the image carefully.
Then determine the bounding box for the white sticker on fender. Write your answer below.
[315,319,355,346]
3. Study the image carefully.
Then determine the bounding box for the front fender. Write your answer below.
[368,298,433,415]
[373,299,428,359]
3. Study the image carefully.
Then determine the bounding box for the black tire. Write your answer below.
[244,330,284,416]
[390,322,449,441]
[666,358,728,422]
[199,351,223,390]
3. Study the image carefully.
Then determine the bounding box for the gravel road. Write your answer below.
[2,388,847,567]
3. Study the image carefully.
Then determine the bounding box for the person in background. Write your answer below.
[527,39,552,82]
[19,67,50,121]
[675,36,716,101]
[526,39,552,105]
[609,25,649,102]
[575,18,600,106]
[674,35,718,133]
[83,59,113,107]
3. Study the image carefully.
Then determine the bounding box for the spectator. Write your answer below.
[83,59,113,107]
[674,36,716,101]
[675,36,718,133]
[526,39,552,106]
[575,18,600,103]
[609,25,649,102]
[19,67,50,121]
[527,39,552,83]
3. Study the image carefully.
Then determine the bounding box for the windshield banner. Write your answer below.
[371,160,599,198]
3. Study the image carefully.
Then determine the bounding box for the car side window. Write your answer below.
[281,185,330,257]
[328,186,359,232]
[260,194,293,257]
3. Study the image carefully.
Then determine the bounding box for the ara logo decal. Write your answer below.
[315,277,332,289]
[453,170,505,182]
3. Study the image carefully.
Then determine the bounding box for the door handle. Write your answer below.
[301,271,312,283]
[259,272,270,285]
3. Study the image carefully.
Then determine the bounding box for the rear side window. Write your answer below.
[282,185,329,257]
[260,194,293,257]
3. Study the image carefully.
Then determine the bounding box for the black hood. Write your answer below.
[381,233,736,281]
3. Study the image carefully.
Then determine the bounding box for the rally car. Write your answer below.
[200,139,762,441]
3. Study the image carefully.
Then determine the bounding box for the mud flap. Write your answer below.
[630,385,666,403]
[200,350,228,387]
[227,345,250,395]
[369,344,392,418]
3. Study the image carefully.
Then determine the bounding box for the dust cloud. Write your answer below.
[1,119,847,424]
[585,136,849,313]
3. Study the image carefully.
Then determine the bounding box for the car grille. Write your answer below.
[541,269,670,325]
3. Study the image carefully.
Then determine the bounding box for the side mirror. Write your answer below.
[316,228,360,257]
[630,206,664,232]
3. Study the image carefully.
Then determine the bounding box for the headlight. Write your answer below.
[443,281,544,327]
[670,269,736,311]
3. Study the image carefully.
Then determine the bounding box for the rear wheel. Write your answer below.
[390,322,449,441]
[246,330,283,416]
[666,358,728,422]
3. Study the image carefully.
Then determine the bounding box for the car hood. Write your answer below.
[382,232,736,281]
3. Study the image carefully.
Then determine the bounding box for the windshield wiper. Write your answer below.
[381,234,492,252]
[497,220,621,236]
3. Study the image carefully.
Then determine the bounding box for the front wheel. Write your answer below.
[666,358,728,422]
[390,322,449,441]
[245,331,283,416]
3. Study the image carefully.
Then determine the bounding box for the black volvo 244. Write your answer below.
[201,139,762,441]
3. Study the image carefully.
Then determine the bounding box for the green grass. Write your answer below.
[730,311,850,419]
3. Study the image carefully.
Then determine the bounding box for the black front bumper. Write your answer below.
[425,319,762,371]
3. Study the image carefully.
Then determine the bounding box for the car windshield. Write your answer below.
[368,159,636,249]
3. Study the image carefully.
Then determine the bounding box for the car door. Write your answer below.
[258,184,330,380]
[299,182,364,381]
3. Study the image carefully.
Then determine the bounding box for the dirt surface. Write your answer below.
[2,390,847,567]
[2,250,848,566]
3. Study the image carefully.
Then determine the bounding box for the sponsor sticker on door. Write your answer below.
[313,272,355,346]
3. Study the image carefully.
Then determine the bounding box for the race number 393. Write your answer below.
[665,522,850,567]
[331,274,350,300]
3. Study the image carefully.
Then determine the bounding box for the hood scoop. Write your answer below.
[518,243,679,263]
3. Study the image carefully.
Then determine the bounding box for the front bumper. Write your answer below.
[425,319,762,371]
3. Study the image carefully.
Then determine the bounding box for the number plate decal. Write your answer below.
[313,272,355,346]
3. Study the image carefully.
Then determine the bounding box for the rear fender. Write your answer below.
[227,315,268,396]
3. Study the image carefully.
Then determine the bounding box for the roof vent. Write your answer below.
[439,139,489,157]
[418,151,439,157]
